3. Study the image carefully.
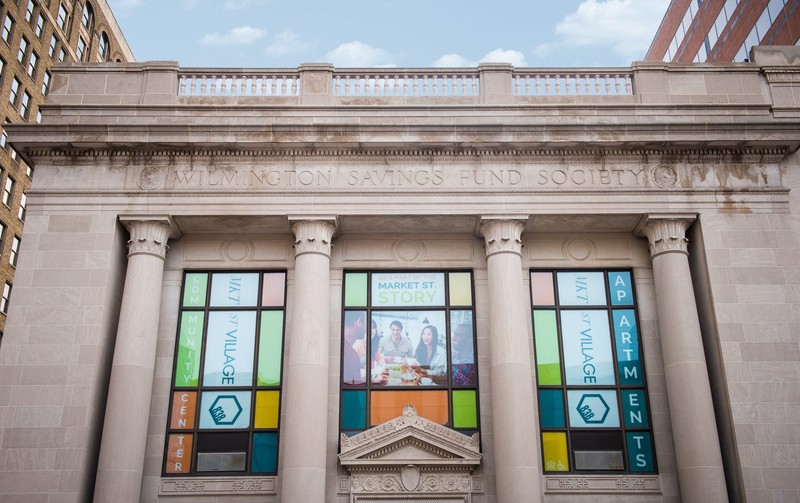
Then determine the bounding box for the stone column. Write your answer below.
[94,216,179,503]
[281,218,336,501]
[479,218,541,503]
[635,214,728,502]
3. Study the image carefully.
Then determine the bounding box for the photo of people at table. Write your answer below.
[362,310,474,387]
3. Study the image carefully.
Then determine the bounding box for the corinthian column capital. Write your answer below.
[290,218,337,258]
[479,218,526,258]
[635,214,697,258]
[119,215,180,260]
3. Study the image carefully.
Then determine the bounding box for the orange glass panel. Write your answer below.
[370,390,448,426]
[166,433,193,474]
[262,272,286,307]
[531,272,555,305]
[170,391,197,430]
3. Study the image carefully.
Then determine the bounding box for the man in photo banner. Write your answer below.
[342,311,367,386]
[378,320,414,361]
[451,322,476,386]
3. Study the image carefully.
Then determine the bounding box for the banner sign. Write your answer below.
[562,310,614,385]
[608,271,633,306]
[199,391,251,429]
[557,272,606,306]
[175,311,204,387]
[203,311,257,387]
[613,309,642,385]
[626,432,655,472]
[371,272,445,307]
[567,389,620,428]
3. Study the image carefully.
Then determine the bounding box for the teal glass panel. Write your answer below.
[608,271,634,305]
[538,389,565,428]
[251,432,278,473]
[621,389,650,428]
[344,273,368,307]
[613,309,642,385]
[341,390,367,429]
[626,431,655,472]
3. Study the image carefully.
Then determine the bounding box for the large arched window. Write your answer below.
[81,2,94,31]
[98,31,109,61]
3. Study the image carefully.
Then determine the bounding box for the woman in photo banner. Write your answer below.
[412,325,446,383]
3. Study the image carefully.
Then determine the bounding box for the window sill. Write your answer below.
[544,474,660,494]
[159,476,277,496]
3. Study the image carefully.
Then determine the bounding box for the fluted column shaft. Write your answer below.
[637,215,728,502]
[480,218,541,503]
[281,219,336,502]
[94,216,178,503]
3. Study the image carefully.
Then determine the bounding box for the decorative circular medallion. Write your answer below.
[137,166,165,190]
[222,240,254,262]
[394,240,423,262]
[563,239,595,261]
[652,165,678,189]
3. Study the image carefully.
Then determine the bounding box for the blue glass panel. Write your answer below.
[539,389,565,428]
[608,271,634,306]
[251,432,278,473]
[621,389,650,428]
[613,309,642,385]
[341,390,367,429]
[626,431,655,472]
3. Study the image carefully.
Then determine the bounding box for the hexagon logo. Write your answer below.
[208,395,243,426]
[576,393,610,424]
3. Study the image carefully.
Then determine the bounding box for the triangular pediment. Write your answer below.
[339,404,481,470]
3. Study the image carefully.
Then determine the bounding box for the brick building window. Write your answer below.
[17,192,26,220]
[9,235,19,267]
[2,15,14,45]
[1,282,11,314]
[2,176,14,206]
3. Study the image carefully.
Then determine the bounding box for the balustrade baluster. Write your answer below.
[624,75,632,95]
[544,75,551,95]
[614,75,622,95]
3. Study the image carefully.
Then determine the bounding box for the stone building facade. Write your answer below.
[1,47,800,502]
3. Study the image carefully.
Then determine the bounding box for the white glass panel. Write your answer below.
[561,310,614,385]
[210,272,259,306]
[371,271,445,307]
[199,391,252,429]
[556,272,607,305]
[203,311,257,386]
[567,389,620,428]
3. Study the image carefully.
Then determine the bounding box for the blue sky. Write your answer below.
[107,0,670,68]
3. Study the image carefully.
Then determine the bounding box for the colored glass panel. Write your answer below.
[533,310,561,385]
[450,311,475,386]
[182,273,208,306]
[209,272,259,307]
[531,272,555,305]
[613,309,642,385]
[561,310,614,385]
[166,433,193,474]
[626,432,655,472]
[608,271,634,306]
[370,390,448,426]
[170,391,197,430]
[542,432,570,472]
[341,390,367,429]
[257,311,284,386]
[204,311,257,387]
[621,390,650,428]
[344,272,368,307]
[538,389,565,428]
[371,272,446,307]
[199,391,252,429]
[254,391,280,429]
[452,390,477,428]
[174,311,204,387]
[556,272,607,305]
[567,389,620,428]
[251,433,279,473]
[261,272,286,306]
[448,272,472,306]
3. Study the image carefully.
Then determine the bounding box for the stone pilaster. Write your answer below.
[94,216,180,503]
[281,218,336,501]
[635,214,728,503]
[479,218,541,503]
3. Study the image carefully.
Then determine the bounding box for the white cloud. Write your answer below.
[325,41,394,67]
[265,30,313,56]
[433,49,527,68]
[200,26,268,46]
[537,0,669,60]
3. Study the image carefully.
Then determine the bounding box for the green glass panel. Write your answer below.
[533,310,561,385]
[182,273,208,307]
[452,390,477,429]
[448,272,472,306]
[251,432,278,473]
[341,390,367,429]
[257,311,284,386]
[344,272,368,307]
[175,311,204,387]
[538,389,565,428]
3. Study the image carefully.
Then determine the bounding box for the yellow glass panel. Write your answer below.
[449,272,472,306]
[254,391,280,429]
[542,432,570,472]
